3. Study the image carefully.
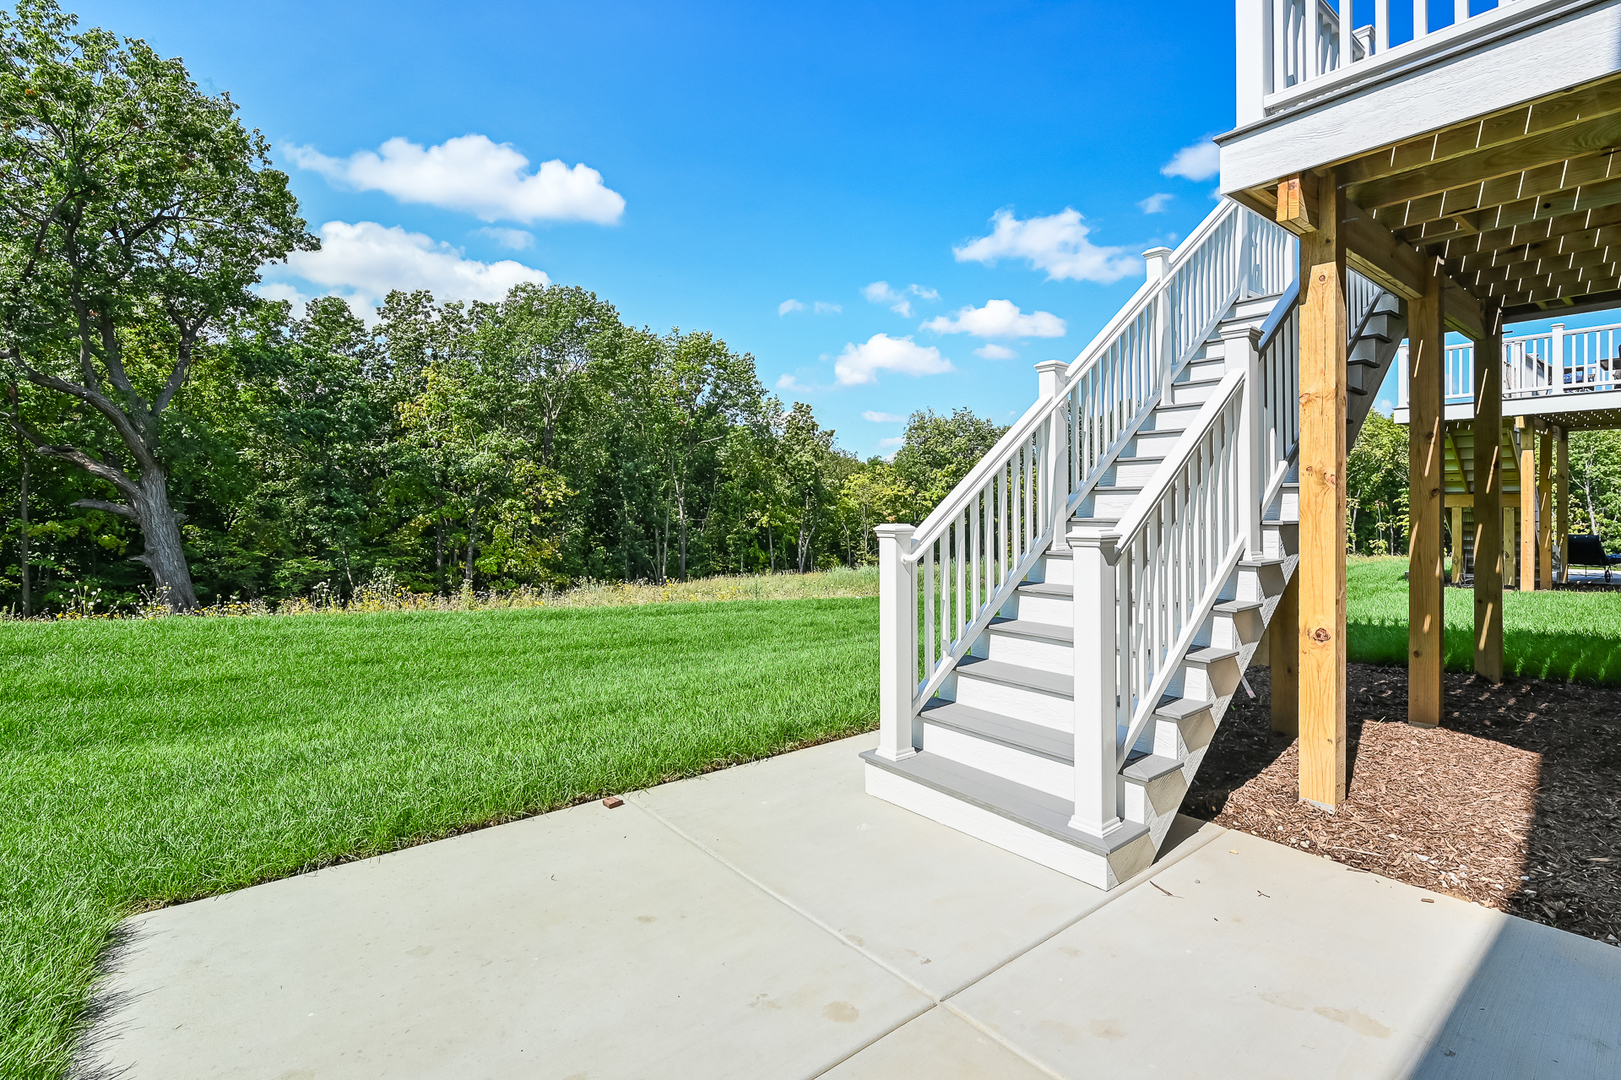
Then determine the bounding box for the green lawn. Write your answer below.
[0,599,878,1080]
[1347,556,1621,683]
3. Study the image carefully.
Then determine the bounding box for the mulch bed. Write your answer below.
[1185,663,1621,947]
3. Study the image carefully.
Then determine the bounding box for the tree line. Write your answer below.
[0,2,1007,615]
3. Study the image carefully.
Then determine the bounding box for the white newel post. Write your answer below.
[1397,341,1410,411]
[1035,360,1069,533]
[1143,247,1174,375]
[875,523,918,762]
[1068,525,1123,838]
[1221,325,1263,557]
[1234,0,1269,125]
[1550,323,1566,394]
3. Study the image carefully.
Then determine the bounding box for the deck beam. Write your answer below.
[1297,171,1348,810]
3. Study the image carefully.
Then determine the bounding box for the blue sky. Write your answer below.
[73,0,1593,457]
[66,0,1243,457]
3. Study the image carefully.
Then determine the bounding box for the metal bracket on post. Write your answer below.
[875,524,918,762]
[1220,324,1264,558]
[1068,524,1124,839]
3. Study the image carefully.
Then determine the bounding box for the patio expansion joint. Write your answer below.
[627,790,1230,1080]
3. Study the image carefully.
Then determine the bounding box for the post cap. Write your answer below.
[873,523,917,539]
[1033,359,1068,373]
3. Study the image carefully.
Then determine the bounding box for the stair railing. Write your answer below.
[1066,264,1400,834]
[874,201,1294,763]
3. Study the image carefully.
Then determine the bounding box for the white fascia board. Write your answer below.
[1219,0,1621,194]
[1395,387,1621,425]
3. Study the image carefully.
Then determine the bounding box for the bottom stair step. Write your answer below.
[861,749,1154,888]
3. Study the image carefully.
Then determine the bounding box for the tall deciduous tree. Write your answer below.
[0,0,313,608]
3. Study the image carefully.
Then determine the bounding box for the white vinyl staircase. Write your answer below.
[864,202,1406,889]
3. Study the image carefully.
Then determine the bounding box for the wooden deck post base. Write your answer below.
[1472,333,1504,684]
[1408,263,1445,728]
[1295,171,1347,810]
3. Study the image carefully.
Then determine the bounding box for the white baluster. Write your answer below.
[1414,0,1429,38]
[1069,525,1124,839]
[1338,0,1352,70]
[1454,0,1469,26]
[1550,322,1566,395]
[875,524,918,762]
[1375,0,1389,51]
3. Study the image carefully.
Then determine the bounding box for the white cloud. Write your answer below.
[779,299,806,315]
[264,220,549,318]
[877,436,905,453]
[922,299,1066,340]
[834,334,954,387]
[814,301,842,314]
[1138,192,1173,214]
[776,373,805,391]
[975,343,1019,361]
[476,226,534,250]
[862,281,937,317]
[288,134,626,224]
[862,410,905,423]
[1161,138,1221,182]
[954,209,1140,284]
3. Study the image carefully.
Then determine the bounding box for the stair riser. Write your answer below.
[1238,561,1289,602]
[1263,521,1298,561]
[1168,380,1217,407]
[864,765,1120,888]
[920,721,1073,799]
[1184,356,1226,382]
[1003,591,1072,624]
[1125,768,1190,847]
[1082,490,1139,518]
[1127,429,1185,457]
[950,675,1072,729]
[1024,552,1073,586]
[1144,407,1200,433]
[1106,459,1164,486]
[980,629,1072,674]
[1211,607,1264,651]
[1154,709,1215,761]
[1178,656,1240,703]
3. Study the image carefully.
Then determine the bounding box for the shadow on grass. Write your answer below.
[1347,619,1621,685]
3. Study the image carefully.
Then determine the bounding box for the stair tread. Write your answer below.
[1123,751,1184,783]
[860,749,1148,856]
[920,699,1073,762]
[987,616,1073,643]
[1015,580,1072,598]
[1155,694,1214,721]
[1069,516,1120,527]
[1213,598,1263,613]
[1186,645,1240,664]
[1240,555,1288,568]
[956,655,1072,697]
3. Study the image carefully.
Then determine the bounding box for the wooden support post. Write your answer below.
[1451,504,1466,584]
[1538,425,1554,591]
[1408,264,1445,728]
[1270,572,1299,736]
[1472,332,1504,683]
[1503,507,1517,596]
[1297,171,1347,810]
[1557,427,1570,584]
[1518,418,1537,591]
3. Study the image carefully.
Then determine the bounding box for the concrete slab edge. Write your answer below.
[630,783,1229,1080]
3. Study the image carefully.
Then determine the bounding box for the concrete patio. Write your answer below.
[80,732,1620,1079]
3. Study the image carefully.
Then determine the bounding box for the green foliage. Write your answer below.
[1346,410,1409,556]
[892,407,1008,520]
[1567,430,1621,548]
[0,598,878,1077]
[1345,556,1621,683]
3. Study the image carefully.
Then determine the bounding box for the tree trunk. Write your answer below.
[133,468,198,610]
[463,509,478,587]
[434,512,447,593]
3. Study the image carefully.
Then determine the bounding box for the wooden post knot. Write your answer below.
[1311,627,1331,643]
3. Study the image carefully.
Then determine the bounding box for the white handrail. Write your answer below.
[891,202,1295,713]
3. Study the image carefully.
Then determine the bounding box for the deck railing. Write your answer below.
[1412,321,1621,406]
[1238,0,1535,122]
[873,202,1295,763]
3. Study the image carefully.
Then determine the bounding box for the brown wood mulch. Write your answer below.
[1184,663,1621,947]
